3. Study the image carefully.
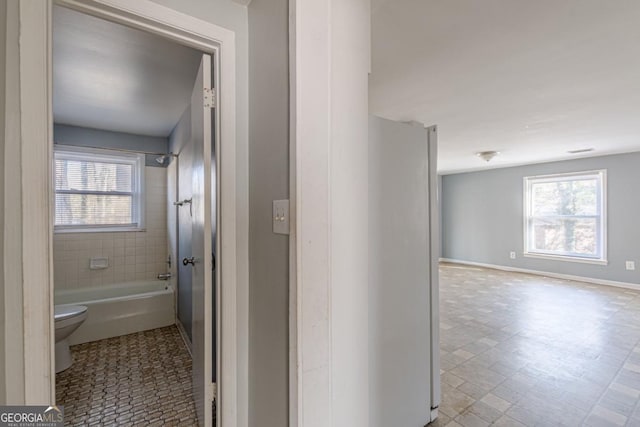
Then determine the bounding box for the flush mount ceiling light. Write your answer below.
[567,148,594,154]
[476,151,500,162]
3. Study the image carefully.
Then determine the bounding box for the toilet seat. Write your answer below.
[54,305,88,322]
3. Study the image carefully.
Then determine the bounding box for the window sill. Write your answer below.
[523,252,608,266]
[54,227,146,234]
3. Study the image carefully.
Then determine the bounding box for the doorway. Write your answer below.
[51,5,215,425]
[9,1,242,425]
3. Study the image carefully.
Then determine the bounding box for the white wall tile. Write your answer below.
[53,167,169,289]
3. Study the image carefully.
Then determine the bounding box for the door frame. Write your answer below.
[15,1,245,425]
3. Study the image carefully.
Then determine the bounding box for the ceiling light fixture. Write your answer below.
[476,151,500,162]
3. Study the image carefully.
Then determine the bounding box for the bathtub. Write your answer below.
[54,280,175,345]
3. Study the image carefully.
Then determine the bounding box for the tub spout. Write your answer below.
[157,273,172,280]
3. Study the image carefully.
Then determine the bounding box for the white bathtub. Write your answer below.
[54,280,175,345]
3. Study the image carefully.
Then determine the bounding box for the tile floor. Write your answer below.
[56,325,198,426]
[434,263,640,427]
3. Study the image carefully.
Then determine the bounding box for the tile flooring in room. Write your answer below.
[435,263,640,427]
[56,325,198,426]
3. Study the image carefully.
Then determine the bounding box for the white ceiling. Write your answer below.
[370,0,640,174]
[53,6,203,137]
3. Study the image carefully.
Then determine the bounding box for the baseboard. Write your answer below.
[440,258,640,292]
[176,319,193,357]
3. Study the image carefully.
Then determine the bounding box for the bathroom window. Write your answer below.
[54,146,145,232]
[524,170,606,264]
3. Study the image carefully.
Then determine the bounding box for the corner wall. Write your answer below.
[441,152,640,284]
[292,0,371,425]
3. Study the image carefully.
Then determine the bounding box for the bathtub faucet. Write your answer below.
[157,273,172,280]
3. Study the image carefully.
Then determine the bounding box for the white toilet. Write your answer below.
[54,305,88,373]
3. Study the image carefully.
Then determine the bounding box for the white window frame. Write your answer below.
[523,170,607,265]
[53,145,145,232]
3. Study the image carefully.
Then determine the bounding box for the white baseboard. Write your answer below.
[440,258,640,292]
[176,319,193,357]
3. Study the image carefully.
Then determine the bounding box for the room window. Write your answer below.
[54,146,144,232]
[524,170,606,264]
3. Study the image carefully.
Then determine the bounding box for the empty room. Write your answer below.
[371,1,640,426]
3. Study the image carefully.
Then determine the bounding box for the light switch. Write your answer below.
[626,261,635,271]
[273,200,290,235]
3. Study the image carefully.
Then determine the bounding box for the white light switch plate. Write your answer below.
[273,200,290,235]
[626,261,635,271]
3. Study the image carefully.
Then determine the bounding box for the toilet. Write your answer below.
[54,305,88,373]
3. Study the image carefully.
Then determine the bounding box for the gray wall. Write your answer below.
[169,107,190,157]
[442,152,640,284]
[247,0,289,425]
[53,124,169,166]
[369,116,431,427]
[169,108,193,338]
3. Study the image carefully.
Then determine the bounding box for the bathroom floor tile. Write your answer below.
[436,263,640,427]
[56,325,198,426]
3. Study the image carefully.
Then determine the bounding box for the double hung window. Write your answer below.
[54,146,144,232]
[524,170,606,264]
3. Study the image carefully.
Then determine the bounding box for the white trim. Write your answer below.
[292,2,333,426]
[288,0,299,425]
[291,0,370,425]
[1,1,56,404]
[53,145,145,232]
[440,258,640,292]
[427,125,441,411]
[3,1,28,403]
[17,1,246,425]
[54,227,147,234]
[14,1,55,404]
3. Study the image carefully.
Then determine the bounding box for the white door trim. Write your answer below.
[289,0,371,425]
[17,1,246,426]
[2,1,55,404]
[287,1,299,426]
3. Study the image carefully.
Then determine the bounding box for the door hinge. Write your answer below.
[204,87,216,108]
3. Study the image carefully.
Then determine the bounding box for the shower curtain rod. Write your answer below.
[54,142,178,158]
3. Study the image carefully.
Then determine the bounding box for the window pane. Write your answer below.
[530,217,597,256]
[55,159,132,192]
[55,194,133,225]
[531,178,598,216]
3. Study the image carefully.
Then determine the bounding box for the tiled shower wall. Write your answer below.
[53,167,168,290]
